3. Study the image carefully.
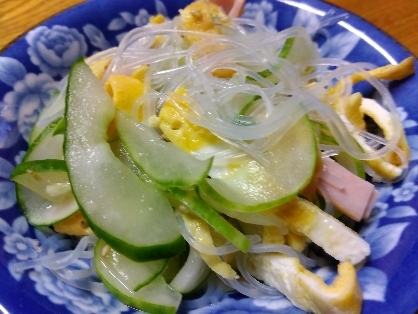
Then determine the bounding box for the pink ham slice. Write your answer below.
[317,157,379,222]
[209,0,246,17]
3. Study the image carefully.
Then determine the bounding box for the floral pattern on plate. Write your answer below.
[1,0,417,313]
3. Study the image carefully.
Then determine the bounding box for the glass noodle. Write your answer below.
[104,18,402,166]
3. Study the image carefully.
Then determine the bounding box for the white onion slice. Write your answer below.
[217,274,268,298]
[50,269,108,293]
[248,243,316,268]
[236,253,282,296]
[51,267,95,280]
[180,275,226,310]
[170,247,211,293]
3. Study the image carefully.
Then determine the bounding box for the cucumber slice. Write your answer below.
[30,78,67,143]
[115,111,213,188]
[12,159,78,226]
[95,239,181,314]
[64,59,185,262]
[15,131,76,226]
[52,118,66,136]
[199,115,317,212]
[286,34,320,65]
[161,254,186,283]
[24,118,64,162]
[95,239,168,291]
[168,188,251,253]
[109,140,142,175]
[11,159,70,202]
[109,140,155,185]
[16,184,78,227]
[29,126,43,146]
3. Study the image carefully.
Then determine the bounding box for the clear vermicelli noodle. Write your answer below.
[97,19,403,162]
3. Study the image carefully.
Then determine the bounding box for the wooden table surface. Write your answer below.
[0,0,417,56]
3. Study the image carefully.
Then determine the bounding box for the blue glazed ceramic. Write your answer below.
[0,0,417,313]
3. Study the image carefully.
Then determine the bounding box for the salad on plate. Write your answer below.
[6,0,415,313]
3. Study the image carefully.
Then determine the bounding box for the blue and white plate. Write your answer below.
[1,0,417,313]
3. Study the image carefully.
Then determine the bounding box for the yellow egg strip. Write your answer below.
[351,56,415,84]
[329,57,414,98]
[344,92,366,129]
[181,212,239,280]
[179,1,231,44]
[149,14,165,24]
[158,88,221,153]
[342,95,410,179]
[284,232,307,252]
[89,57,112,80]
[104,74,145,122]
[248,254,362,314]
[53,211,94,236]
[273,197,370,264]
[262,226,286,245]
[327,57,414,180]
[131,65,149,81]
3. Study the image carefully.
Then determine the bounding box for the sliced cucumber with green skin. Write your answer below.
[168,188,251,253]
[109,140,142,175]
[161,252,189,284]
[115,111,213,188]
[30,78,67,143]
[16,184,78,227]
[24,118,64,162]
[109,140,157,186]
[65,59,185,262]
[95,239,168,291]
[11,159,70,202]
[286,33,320,65]
[16,119,74,226]
[52,118,66,136]
[95,239,181,314]
[198,188,283,226]
[29,92,60,144]
[199,115,317,212]
[279,37,295,59]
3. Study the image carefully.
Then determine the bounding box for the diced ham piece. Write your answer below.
[317,157,379,222]
[209,0,246,18]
